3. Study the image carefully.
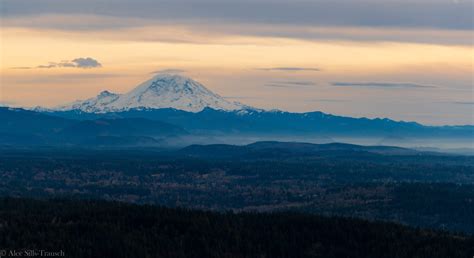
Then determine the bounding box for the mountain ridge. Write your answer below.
[179,141,423,159]
[0,107,472,150]
[34,106,474,138]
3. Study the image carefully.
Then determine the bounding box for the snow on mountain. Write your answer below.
[54,74,247,113]
[55,90,120,113]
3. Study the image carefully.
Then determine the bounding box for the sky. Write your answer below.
[0,0,473,125]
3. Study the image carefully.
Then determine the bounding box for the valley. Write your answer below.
[1,146,473,234]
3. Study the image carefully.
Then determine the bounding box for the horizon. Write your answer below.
[1,0,473,125]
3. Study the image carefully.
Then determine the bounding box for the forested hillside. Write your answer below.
[0,198,472,258]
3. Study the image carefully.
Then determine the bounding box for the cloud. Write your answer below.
[265,81,317,88]
[270,81,316,86]
[71,57,102,68]
[331,82,437,89]
[264,84,296,88]
[2,0,471,31]
[1,1,472,46]
[2,16,472,46]
[151,69,186,74]
[10,67,32,70]
[453,101,474,105]
[10,57,102,70]
[257,67,320,72]
[305,99,348,103]
[37,63,59,69]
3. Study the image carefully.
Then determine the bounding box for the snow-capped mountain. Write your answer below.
[55,74,247,113]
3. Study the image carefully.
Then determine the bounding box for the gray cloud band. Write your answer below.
[332,82,437,89]
[2,0,471,46]
[2,0,471,30]
[11,57,102,69]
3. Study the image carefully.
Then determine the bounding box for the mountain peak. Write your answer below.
[143,73,199,94]
[98,90,118,98]
[53,73,248,113]
[150,73,191,81]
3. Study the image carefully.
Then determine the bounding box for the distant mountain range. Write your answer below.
[39,106,473,138]
[0,107,454,154]
[1,74,472,148]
